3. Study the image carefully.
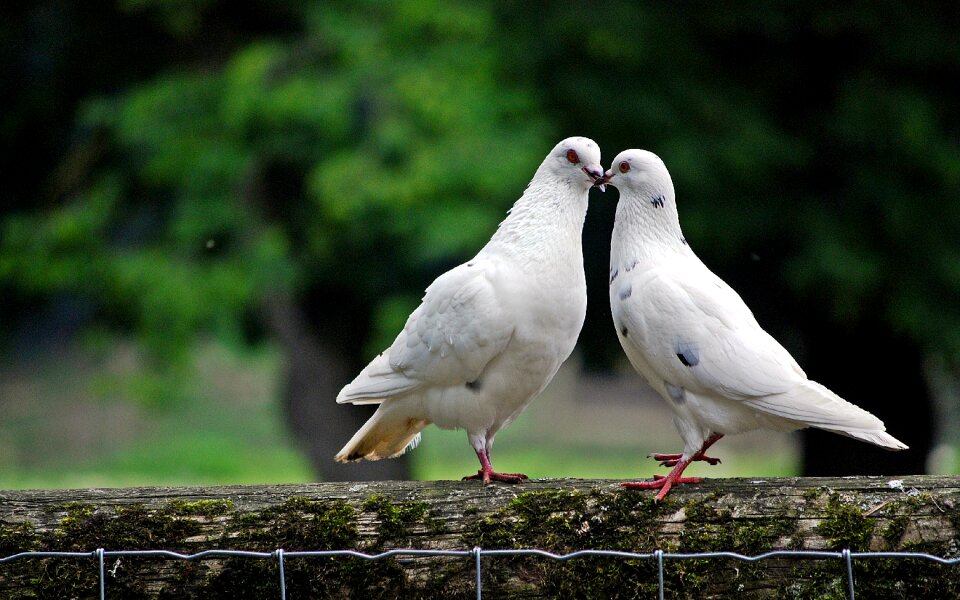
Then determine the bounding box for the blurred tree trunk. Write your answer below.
[262,294,410,481]
[240,156,411,483]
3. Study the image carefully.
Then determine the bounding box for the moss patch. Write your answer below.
[1,501,209,599]
[816,492,875,551]
[164,499,235,517]
[781,489,960,600]
[361,494,429,545]
[667,493,799,598]
[462,488,673,598]
[0,494,451,599]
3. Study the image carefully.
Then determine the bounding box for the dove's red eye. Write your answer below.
[619,161,630,174]
[566,149,580,164]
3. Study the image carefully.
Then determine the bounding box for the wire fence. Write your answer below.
[2,547,959,600]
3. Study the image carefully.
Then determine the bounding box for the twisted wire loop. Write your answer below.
[0,547,956,597]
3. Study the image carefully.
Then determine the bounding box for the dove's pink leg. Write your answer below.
[462,448,529,484]
[622,433,724,501]
[650,448,721,468]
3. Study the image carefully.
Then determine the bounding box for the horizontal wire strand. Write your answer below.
[3,548,958,564]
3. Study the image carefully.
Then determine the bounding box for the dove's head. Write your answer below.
[539,136,605,191]
[601,149,671,195]
[601,149,678,211]
[604,149,683,241]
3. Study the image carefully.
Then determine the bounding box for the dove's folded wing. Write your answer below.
[618,263,803,401]
[621,263,891,431]
[337,261,513,404]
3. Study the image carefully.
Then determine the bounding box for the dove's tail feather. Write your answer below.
[746,380,908,451]
[337,353,420,405]
[839,429,909,450]
[334,404,429,462]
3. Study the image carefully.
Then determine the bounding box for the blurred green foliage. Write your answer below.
[2,0,552,380]
[2,0,960,392]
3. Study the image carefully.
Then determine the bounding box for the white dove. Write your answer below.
[603,149,907,500]
[335,137,604,483]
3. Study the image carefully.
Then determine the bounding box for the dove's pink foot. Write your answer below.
[623,433,724,501]
[622,470,703,500]
[463,470,529,484]
[462,448,529,484]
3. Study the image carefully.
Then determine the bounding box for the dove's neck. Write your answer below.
[484,178,588,270]
[611,185,694,268]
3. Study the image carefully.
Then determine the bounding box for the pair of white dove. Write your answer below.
[335,136,906,499]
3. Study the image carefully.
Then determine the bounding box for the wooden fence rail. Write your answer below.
[1,476,958,598]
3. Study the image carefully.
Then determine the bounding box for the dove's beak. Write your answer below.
[599,169,615,190]
[584,165,606,192]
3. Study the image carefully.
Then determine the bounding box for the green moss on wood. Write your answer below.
[884,496,925,543]
[802,487,827,502]
[0,522,39,557]
[192,494,469,600]
[816,493,875,551]
[672,493,799,598]
[462,488,673,598]
[679,494,796,555]
[2,500,211,599]
[781,489,960,600]
[165,499,235,517]
[361,494,429,544]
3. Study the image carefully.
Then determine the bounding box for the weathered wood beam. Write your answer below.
[1,476,958,599]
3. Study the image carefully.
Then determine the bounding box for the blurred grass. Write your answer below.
[0,435,312,490]
[0,341,313,490]
[412,410,800,482]
[0,343,807,491]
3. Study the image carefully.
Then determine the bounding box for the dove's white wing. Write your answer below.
[337,260,514,404]
[616,260,891,431]
[617,261,800,399]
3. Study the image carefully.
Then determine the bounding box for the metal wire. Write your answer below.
[275,549,286,600]
[655,548,664,600]
[1,547,957,599]
[843,548,856,600]
[472,546,482,600]
[96,547,105,600]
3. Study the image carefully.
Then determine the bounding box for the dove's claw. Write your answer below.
[465,448,528,484]
[462,470,528,484]
[624,474,703,486]
[491,471,529,480]
[488,471,529,484]
[626,433,724,500]
[622,473,704,501]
